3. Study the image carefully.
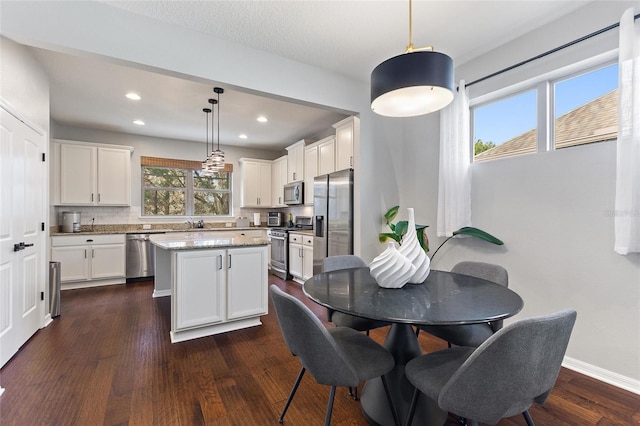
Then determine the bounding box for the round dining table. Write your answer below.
[303,267,524,426]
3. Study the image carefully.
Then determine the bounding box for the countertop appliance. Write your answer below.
[270,216,313,280]
[61,211,81,233]
[283,181,304,205]
[313,169,354,275]
[267,211,283,227]
[126,232,163,280]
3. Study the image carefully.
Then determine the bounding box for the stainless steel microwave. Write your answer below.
[283,181,303,205]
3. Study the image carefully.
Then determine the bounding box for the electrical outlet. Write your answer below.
[142,224,151,230]
[225,222,232,228]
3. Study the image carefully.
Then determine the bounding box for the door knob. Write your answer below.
[13,242,34,252]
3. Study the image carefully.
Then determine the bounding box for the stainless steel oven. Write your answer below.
[270,229,289,280]
[268,211,283,227]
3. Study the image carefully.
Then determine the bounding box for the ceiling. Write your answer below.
[29,1,591,151]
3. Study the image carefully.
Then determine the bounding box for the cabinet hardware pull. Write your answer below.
[92,249,95,258]
[98,193,101,202]
[228,254,231,268]
[350,156,353,167]
[91,193,94,202]
[84,249,87,258]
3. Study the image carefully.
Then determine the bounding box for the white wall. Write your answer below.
[401,1,640,390]
[3,0,638,391]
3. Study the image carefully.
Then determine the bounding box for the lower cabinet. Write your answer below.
[170,245,268,342]
[51,234,125,288]
[289,233,313,284]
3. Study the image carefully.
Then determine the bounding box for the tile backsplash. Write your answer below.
[52,205,314,227]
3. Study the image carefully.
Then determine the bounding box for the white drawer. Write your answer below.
[51,234,125,247]
[303,236,313,246]
[289,234,302,244]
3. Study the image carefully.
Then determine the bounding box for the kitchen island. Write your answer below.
[150,232,269,343]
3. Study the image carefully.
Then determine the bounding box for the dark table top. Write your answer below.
[303,268,524,325]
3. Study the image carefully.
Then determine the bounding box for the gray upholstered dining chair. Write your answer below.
[417,261,509,347]
[270,285,398,426]
[323,255,391,335]
[404,309,577,426]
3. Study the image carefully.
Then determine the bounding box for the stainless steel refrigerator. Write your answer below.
[313,169,354,274]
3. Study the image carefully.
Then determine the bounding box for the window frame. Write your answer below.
[141,161,233,219]
[469,52,618,162]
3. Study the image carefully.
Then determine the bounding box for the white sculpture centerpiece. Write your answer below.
[398,208,431,284]
[369,242,416,289]
[370,207,431,289]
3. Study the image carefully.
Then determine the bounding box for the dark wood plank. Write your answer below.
[0,276,638,426]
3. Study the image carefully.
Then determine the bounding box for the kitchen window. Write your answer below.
[141,156,232,217]
[472,60,618,162]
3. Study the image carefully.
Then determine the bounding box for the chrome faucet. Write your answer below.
[197,219,204,228]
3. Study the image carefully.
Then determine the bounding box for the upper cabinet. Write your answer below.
[333,116,359,172]
[303,144,318,205]
[239,158,272,207]
[52,140,132,206]
[286,139,308,183]
[271,155,288,207]
[317,136,336,176]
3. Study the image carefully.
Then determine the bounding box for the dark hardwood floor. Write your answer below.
[1,274,638,425]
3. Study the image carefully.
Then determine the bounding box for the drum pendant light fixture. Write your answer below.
[371,0,454,117]
[209,87,225,170]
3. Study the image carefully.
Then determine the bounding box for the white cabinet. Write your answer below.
[302,236,314,282]
[271,155,288,207]
[317,136,336,176]
[333,116,359,172]
[174,249,226,330]
[54,141,132,206]
[51,234,126,287]
[169,245,268,342]
[239,158,272,207]
[304,143,318,205]
[227,246,268,319]
[289,233,303,281]
[289,233,313,284]
[286,140,307,183]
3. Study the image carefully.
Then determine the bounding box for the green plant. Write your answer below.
[378,206,504,257]
[379,206,430,251]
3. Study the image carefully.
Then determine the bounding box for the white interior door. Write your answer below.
[1,107,46,368]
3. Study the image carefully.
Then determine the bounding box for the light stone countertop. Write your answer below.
[50,226,267,237]
[149,231,269,250]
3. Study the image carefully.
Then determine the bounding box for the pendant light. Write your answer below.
[209,87,225,170]
[370,0,454,117]
[205,98,217,174]
[201,106,212,176]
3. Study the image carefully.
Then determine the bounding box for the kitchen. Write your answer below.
[45,86,359,343]
[2,1,639,423]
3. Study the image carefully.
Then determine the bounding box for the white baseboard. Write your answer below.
[152,289,171,298]
[563,356,640,395]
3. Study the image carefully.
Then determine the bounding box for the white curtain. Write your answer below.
[437,80,471,237]
[614,9,640,255]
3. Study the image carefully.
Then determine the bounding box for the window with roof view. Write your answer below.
[473,90,537,162]
[472,61,618,162]
[554,63,618,149]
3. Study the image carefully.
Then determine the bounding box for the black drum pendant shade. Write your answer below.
[371,50,454,117]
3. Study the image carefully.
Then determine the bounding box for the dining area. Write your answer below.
[270,256,577,426]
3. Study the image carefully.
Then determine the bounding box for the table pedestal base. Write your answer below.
[360,323,447,426]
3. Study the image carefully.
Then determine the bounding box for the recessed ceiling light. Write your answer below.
[126,92,141,101]
[133,120,145,126]
[257,116,268,123]
[239,134,248,139]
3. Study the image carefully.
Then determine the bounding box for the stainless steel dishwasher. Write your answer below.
[126,233,160,280]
